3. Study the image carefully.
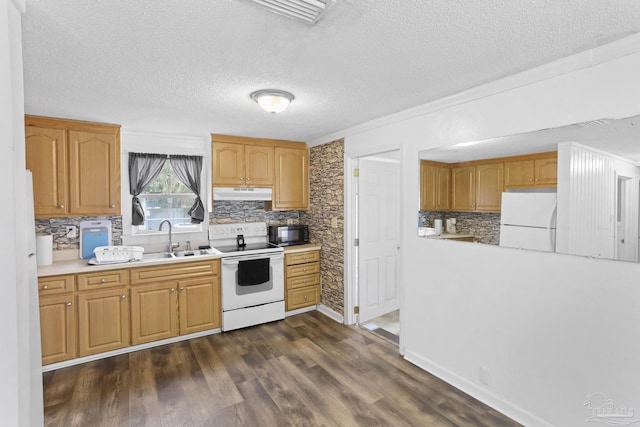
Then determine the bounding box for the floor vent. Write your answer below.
[250,0,331,25]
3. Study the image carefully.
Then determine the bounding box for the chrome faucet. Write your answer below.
[158,220,179,252]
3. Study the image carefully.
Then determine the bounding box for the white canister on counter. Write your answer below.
[434,219,443,235]
[36,234,53,266]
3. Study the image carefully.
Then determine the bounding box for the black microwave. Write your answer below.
[268,225,309,246]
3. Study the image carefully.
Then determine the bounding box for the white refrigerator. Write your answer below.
[499,191,557,252]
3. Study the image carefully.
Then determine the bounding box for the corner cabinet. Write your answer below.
[420,161,450,211]
[504,153,557,189]
[211,134,309,211]
[25,115,121,218]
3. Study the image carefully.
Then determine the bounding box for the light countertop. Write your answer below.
[282,243,321,253]
[427,233,476,240]
[37,252,223,277]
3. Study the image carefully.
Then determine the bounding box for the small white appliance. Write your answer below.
[499,191,557,252]
[209,222,284,331]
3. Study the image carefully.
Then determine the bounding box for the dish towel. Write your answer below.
[238,258,270,286]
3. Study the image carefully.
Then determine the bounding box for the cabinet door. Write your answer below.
[77,288,130,356]
[25,126,68,217]
[504,160,534,188]
[68,130,120,215]
[420,163,437,211]
[436,166,451,210]
[245,145,274,186]
[534,158,557,186]
[273,147,309,210]
[475,163,503,212]
[178,277,221,335]
[130,283,179,345]
[451,166,475,211]
[212,142,244,185]
[40,294,76,365]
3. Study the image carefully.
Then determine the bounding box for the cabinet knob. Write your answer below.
[100,279,106,283]
[239,177,244,180]
[302,268,307,272]
[66,302,72,307]
[303,296,308,301]
[110,204,116,208]
[529,178,533,182]
[59,204,65,209]
[246,177,251,181]
[535,178,539,182]
[121,295,126,299]
[42,285,48,290]
[170,288,175,293]
[179,287,184,292]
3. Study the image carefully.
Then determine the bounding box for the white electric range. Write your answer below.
[209,222,284,331]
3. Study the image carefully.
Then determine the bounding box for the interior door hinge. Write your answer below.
[354,238,359,247]
[354,306,360,315]
[353,168,359,177]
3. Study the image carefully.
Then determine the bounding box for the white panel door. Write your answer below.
[358,157,399,323]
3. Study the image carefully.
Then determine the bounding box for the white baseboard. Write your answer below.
[316,304,344,323]
[403,349,553,427]
[42,328,221,372]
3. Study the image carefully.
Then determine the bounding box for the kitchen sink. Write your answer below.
[143,252,176,260]
[173,249,214,257]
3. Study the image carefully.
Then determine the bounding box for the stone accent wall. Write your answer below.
[301,139,345,315]
[35,216,123,250]
[420,211,501,245]
[209,201,301,225]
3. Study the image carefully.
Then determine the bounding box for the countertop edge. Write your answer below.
[282,244,322,253]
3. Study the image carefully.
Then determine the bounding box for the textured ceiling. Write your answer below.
[21,0,640,143]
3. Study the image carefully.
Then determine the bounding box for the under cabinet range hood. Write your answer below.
[213,187,273,201]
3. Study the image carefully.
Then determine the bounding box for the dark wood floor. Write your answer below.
[43,311,521,427]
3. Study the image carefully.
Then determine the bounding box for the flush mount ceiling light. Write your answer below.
[250,0,330,25]
[250,89,295,114]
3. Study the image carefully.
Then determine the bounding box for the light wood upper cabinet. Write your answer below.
[25,126,68,217]
[475,163,503,212]
[451,166,475,211]
[25,116,121,218]
[77,288,130,357]
[68,130,120,215]
[212,141,274,187]
[504,153,557,188]
[272,147,309,210]
[420,161,450,211]
[39,293,76,365]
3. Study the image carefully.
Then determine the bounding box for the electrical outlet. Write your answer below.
[480,366,492,386]
[65,225,77,238]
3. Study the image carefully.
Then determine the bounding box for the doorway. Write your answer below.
[354,151,401,344]
[616,175,636,262]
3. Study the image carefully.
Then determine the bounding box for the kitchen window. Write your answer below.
[129,152,205,233]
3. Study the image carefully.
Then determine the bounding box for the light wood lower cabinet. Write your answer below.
[130,260,221,345]
[39,293,76,365]
[38,259,221,365]
[77,288,130,356]
[285,250,320,311]
[130,282,179,345]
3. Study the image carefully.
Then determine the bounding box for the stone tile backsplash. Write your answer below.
[37,201,304,253]
[420,211,501,245]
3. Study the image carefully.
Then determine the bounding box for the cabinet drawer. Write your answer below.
[131,260,219,285]
[39,275,75,295]
[287,286,320,310]
[286,262,320,278]
[286,251,320,265]
[77,269,128,291]
[286,273,320,290]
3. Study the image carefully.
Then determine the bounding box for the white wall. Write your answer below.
[338,36,640,426]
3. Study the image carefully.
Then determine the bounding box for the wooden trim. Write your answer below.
[211,133,307,149]
[419,159,451,168]
[25,115,121,134]
[451,151,557,168]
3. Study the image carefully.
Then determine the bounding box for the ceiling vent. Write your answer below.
[250,0,331,25]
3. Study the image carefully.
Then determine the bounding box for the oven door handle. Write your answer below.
[221,253,283,265]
